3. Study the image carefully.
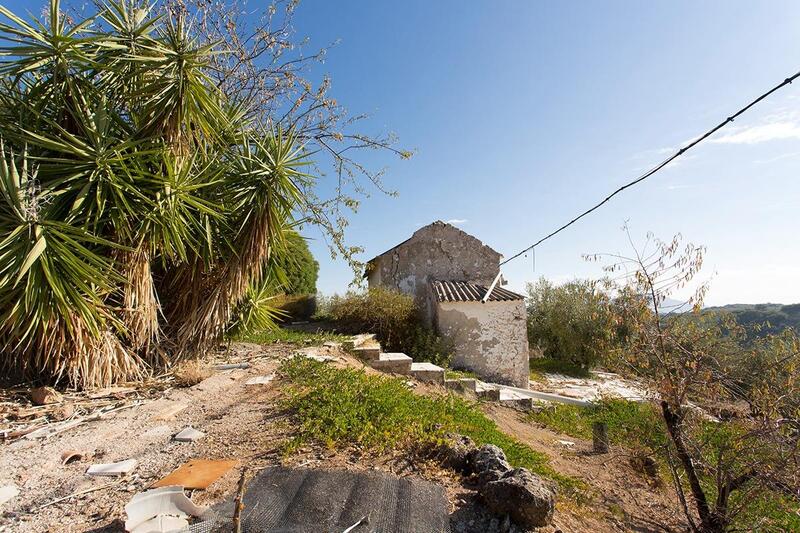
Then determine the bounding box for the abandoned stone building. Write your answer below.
[365,221,529,388]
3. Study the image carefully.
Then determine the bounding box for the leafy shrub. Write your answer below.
[327,288,452,366]
[272,231,319,295]
[526,277,619,369]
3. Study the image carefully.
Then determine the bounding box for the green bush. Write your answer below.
[272,231,319,295]
[526,277,619,369]
[327,288,452,367]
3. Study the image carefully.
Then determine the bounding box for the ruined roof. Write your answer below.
[363,221,501,277]
[430,280,524,303]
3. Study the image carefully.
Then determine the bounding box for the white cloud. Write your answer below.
[710,121,800,145]
[445,218,467,225]
[754,151,800,164]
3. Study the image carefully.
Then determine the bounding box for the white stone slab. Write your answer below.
[245,375,274,386]
[173,427,204,442]
[86,459,137,476]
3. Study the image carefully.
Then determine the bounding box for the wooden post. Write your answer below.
[593,422,609,454]
[232,468,248,533]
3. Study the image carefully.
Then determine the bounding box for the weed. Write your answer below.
[279,357,587,497]
[445,368,479,380]
[529,398,666,451]
[239,327,348,346]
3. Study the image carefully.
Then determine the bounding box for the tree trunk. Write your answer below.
[660,401,726,533]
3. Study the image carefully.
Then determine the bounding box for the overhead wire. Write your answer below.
[499,69,800,267]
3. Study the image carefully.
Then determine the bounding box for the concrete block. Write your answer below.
[370,353,412,375]
[352,346,381,362]
[410,362,445,384]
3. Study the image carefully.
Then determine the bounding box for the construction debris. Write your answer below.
[0,484,19,506]
[153,459,238,490]
[244,375,274,386]
[61,449,85,465]
[124,486,208,533]
[86,459,138,477]
[30,386,63,406]
[214,363,250,370]
[173,427,204,442]
[153,403,188,421]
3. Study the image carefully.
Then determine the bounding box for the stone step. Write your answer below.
[370,352,412,375]
[410,362,445,384]
[498,389,536,411]
[352,344,381,362]
[445,378,480,393]
[343,333,377,351]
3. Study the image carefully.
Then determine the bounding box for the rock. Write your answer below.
[470,444,512,485]
[438,433,477,472]
[30,386,62,405]
[481,468,555,528]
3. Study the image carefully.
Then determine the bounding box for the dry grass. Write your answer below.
[171,359,212,387]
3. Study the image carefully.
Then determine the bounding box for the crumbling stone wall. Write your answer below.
[435,299,529,388]
[366,221,501,322]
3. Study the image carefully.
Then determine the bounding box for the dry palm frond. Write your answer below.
[119,246,161,357]
[172,131,308,355]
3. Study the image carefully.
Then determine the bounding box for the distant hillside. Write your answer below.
[703,303,800,336]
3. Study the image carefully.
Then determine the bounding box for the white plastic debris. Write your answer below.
[557,440,575,448]
[214,362,250,370]
[173,427,204,442]
[244,375,274,386]
[125,486,208,533]
[0,484,19,506]
[86,459,137,476]
[304,354,335,362]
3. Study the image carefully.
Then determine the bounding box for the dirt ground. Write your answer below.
[0,342,686,532]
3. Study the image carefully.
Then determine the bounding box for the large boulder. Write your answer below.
[481,468,555,528]
[469,444,512,486]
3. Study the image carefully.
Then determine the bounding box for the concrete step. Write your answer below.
[352,344,381,362]
[410,362,445,384]
[370,353,412,375]
[498,389,536,411]
[445,378,480,393]
[343,333,377,351]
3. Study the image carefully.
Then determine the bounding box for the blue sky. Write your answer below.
[288,1,800,305]
[4,0,799,305]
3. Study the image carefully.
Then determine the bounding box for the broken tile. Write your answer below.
[173,427,204,442]
[0,485,19,506]
[152,459,238,490]
[153,403,188,421]
[61,449,85,465]
[125,486,208,533]
[86,459,137,477]
[244,375,274,386]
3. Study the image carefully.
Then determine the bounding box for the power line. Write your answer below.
[500,69,800,267]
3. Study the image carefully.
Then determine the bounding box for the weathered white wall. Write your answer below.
[367,221,501,324]
[435,299,529,388]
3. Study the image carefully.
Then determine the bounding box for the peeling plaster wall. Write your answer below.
[367,222,501,323]
[435,300,529,388]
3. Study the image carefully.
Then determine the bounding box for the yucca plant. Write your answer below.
[0,0,311,387]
